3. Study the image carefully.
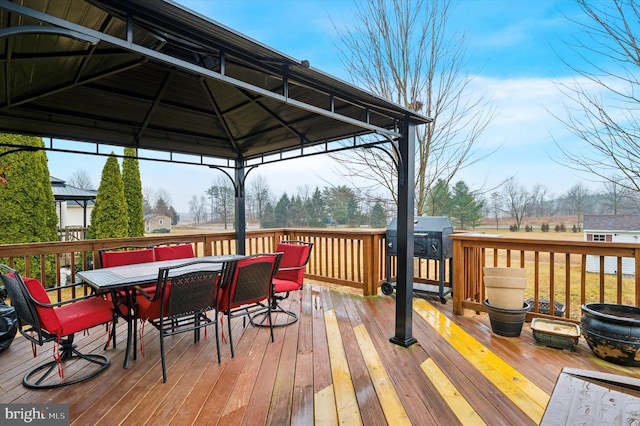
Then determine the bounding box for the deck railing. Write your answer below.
[2,229,640,320]
[0,228,448,297]
[451,232,640,321]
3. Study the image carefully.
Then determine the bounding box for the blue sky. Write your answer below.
[47,0,597,212]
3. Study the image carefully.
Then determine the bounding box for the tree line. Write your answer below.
[187,175,485,230]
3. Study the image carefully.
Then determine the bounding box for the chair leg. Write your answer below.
[268,300,274,343]
[214,312,221,363]
[159,319,167,383]
[227,312,234,358]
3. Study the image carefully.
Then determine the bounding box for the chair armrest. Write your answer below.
[32,291,108,309]
[278,265,307,272]
[134,285,155,301]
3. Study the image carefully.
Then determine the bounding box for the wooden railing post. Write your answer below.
[362,233,380,296]
[452,237,465,315]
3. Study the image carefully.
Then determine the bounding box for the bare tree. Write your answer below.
[555,0,640,192]
[564,183,591,227]
[502,179,533,230]
[488,191,502,229]
[247,174,272,228]
[68,169,94,190]
[142,187,155,215]
[602,177,634,214]
[188,195,207,227]
[207,175,234,229]
[330,0,495,214]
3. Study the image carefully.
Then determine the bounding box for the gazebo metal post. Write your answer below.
[390,119,417,347]
[234,158,246,255]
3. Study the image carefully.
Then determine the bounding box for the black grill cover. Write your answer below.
[386,216,453,260]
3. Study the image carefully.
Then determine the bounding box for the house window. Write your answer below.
[593,234,606,242]
[159,219,164,225]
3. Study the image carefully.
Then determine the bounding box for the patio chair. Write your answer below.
[135,260,232,382]
[149,241,195,261]
[253,241,312,327]
[0,265,113,389]
[215,253,282,363]
[98,245,156,355]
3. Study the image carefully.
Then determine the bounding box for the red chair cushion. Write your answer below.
[153,244,195,261]
[21,276,62,334]
[274,243,310,289]
[136,283,171,321]
[56,297,114,336]
[101,248,155,268]
[273,277,302,293]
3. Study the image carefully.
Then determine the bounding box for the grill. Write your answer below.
[382,216,453,303]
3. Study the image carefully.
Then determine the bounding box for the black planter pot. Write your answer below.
[581,303,640,367]
[483,299,531,337]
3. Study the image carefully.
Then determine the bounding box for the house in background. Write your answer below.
[51,176,96,231]
[584,214,640,275]
[145,214,172,233]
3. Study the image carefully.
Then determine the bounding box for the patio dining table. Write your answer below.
[77,255,244,368]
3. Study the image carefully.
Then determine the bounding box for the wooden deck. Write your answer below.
[1,284,639,425]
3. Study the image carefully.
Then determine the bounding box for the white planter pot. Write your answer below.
[483,267,526,279]
[484,268,527,310]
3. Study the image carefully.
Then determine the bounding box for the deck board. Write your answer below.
[2,285,640,425]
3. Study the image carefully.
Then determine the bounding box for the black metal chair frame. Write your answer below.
[0,265,111,389]
[97,244,154,362]
[140,259,231,383]
[216,253,282,363]
[253,241,313,328]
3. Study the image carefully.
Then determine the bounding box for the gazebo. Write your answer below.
[50,176,97,230]
[0,0,431,345]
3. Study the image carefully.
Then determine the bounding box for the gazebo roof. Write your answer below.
[0,0,429,166]
[50,176,97,202]
[0,0,427,346]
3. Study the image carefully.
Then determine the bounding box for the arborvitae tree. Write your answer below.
[0,134,58,244]
[122,147,144,237]
[370,201,387,228]
[87,153,129,239]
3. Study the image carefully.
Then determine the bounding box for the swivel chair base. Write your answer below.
[251,303,298,328]
[23,338,110,389]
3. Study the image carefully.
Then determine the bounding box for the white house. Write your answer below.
[584,214,640,275]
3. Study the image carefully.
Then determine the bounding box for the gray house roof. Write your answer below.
[583,214,640,232]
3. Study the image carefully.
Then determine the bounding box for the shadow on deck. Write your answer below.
[1,284,638,425]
